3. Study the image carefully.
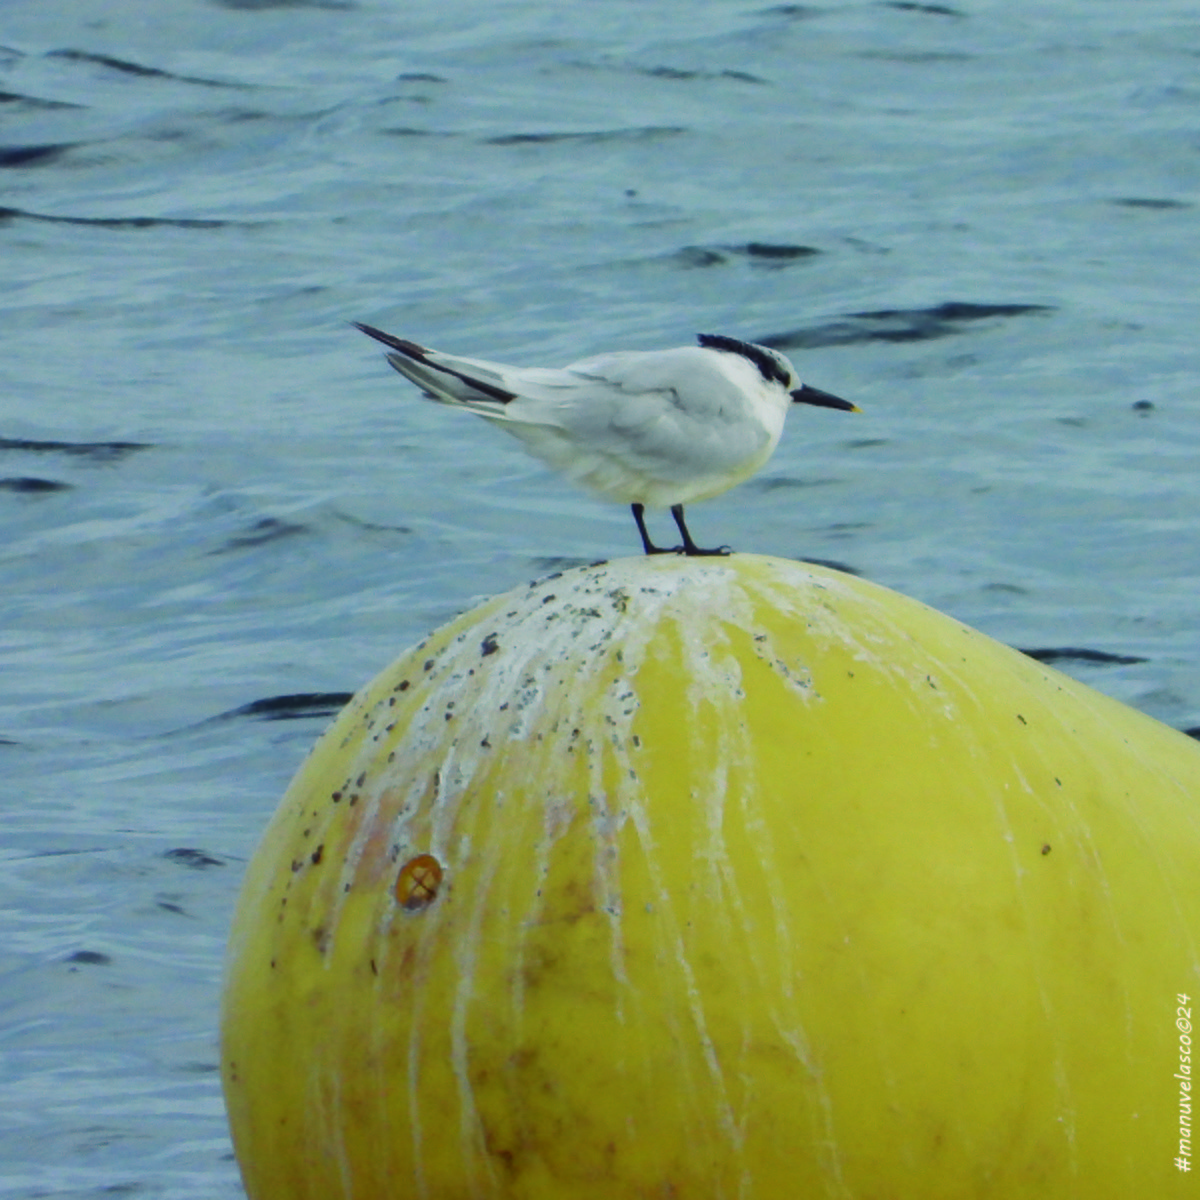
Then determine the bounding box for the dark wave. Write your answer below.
[380,126,458,140]
[1020,647,1148,666]
[763,301,1053,348]
[164,692,353,737]
[163,848,227,870]
[879,1,965,15]
[1112,197,1192,210]
[64,950,112,966]
[0,436,152,461]
[859,49,973,63]
[0,143,79,168]
[0,476,72,493]
[755,5,824,18]
[0,205,242,230]
[0,90,84,111]
[651,242,822,270]
[799,556,861,575]
[45,48,246,88]
[634,65,767,85]
[211,0,353,9]
[568,58,768,86]
[485,125,686,146]
[218,693,354,721]
[669,245,727,268]
[745,242,820,261]
[216,516,310,552]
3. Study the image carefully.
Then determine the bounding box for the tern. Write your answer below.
[354,323,858,556]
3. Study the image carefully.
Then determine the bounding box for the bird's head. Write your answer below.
[696,333,860,412]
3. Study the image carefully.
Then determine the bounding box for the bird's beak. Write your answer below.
[791,384,860,412]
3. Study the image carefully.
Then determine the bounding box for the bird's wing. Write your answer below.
[502,348,775,489]
[357,330,739,431]
[357,329,777,501]
[560,347,740,419]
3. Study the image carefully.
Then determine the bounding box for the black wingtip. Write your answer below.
[353,322,429,359]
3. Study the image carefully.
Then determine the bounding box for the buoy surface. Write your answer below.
[221,555,1200,1199]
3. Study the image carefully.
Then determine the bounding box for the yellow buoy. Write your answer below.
[221,554,1200,1198]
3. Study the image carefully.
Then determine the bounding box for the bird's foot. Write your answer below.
[641,541,732,557]
[631,503,733,558]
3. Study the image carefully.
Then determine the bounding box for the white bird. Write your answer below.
[354,323,858,556]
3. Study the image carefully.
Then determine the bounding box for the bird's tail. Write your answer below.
[354,323,516,411]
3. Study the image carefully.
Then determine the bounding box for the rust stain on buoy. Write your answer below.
[395,853,444,911]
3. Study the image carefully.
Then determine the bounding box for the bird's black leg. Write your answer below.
[672,505,731,557]
[631,503,676,555]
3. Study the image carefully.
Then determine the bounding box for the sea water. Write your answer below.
[2,0,1198,1193]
